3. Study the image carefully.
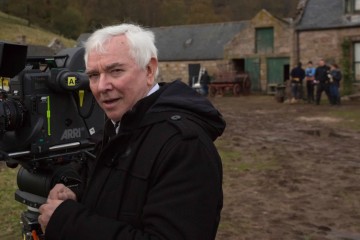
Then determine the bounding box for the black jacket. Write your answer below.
[315,65,330,83]
[290,66,305,83]
[330,69,342,86]
[45,80,226,240]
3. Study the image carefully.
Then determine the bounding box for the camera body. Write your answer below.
[0,41,105,239]
[0,42,104,164]
[0,41,106,197]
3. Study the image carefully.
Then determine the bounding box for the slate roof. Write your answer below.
[297,0,360,30]
[76,33,91,47]
[151,22,248,61]
[76,21,248,61]
[27,44,55,56]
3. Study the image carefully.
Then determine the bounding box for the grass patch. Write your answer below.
[240,158,280,172]
[215,139,242,169]
[0,11,76,47]
[0,164,25,239]
[0,11,27,25]
[216,139,280,173]
[218,220,247,236]
[326,108,360,131]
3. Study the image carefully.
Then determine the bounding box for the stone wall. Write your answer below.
[225,10,294,59]
[298,30,340,65]
[298,28,360,66]
[157,59,227,84]
[296,27,360,94]
[224,9,295,92]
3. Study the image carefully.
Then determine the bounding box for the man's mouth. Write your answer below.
[102,98,121,107]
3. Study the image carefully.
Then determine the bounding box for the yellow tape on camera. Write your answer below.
[0,77,10,91]
[67,76,76,86]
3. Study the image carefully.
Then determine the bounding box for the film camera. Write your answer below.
[0,42,104,239]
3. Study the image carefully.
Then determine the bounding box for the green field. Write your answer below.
[0,165,24,239]
[0,11,75,47]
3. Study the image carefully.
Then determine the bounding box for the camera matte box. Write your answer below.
[0,42,28,78]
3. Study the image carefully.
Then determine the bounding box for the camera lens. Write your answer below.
[0,99,24,133]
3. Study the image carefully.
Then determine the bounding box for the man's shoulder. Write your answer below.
[147,112,203,141]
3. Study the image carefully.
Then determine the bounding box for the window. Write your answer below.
[356,0,360,10]
[345,0,360,13]
[255,28,274,54]
[355,42,360,81]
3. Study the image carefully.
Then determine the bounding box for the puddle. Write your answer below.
[315,225,360,240]
[297,116,341,123]
[297,129,353,139]
[326,229,360,240]
[298,129,321,137]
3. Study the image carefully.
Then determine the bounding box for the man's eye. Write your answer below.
[88,73,99,81]
[110,69,123,76]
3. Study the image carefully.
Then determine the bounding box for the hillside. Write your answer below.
[0,0,300,39]
[0,11,76,48]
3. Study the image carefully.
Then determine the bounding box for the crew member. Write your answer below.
[38,23,225,240]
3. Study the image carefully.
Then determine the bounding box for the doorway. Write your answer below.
[267,57,290,84]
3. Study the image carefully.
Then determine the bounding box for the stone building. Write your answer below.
[27,45,55,56]
[77,23,249,87]
[296,0,360,82]
[224,9,295,92]
[151,22,246,85]
[76,17,292,92]
[76,0,360,93]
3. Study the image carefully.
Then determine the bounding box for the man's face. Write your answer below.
[319,60,325,66]
[86,35,156,121]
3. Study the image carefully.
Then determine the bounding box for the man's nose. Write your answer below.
[97,73,112,92]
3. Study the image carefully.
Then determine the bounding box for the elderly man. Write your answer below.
[38,23,225,240]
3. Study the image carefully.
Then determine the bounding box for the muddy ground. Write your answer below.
[1,94,360,240]
[211,95,360,240]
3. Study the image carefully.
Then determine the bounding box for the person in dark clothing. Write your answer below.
[38,24,225,240]
[290,62,305,103]
[315,59,331,105]
[199,68,211,96]
[329,63,342,105]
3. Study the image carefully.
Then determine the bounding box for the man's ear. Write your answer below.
[146,57,158,86]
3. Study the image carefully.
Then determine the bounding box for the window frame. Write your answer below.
[354,42,360,81]
[345,0,360,14]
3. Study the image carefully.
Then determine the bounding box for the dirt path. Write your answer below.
[211,96,360,240]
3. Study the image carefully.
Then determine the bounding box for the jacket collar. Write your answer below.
[118,82,168,132]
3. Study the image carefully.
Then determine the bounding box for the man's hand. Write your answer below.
[38,184,77,233]
[38,199,63,232]
[48,183,77,201]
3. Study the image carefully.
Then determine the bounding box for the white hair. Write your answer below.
[84,23,158,77]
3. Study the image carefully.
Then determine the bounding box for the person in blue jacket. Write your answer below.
[38,23,225,240]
